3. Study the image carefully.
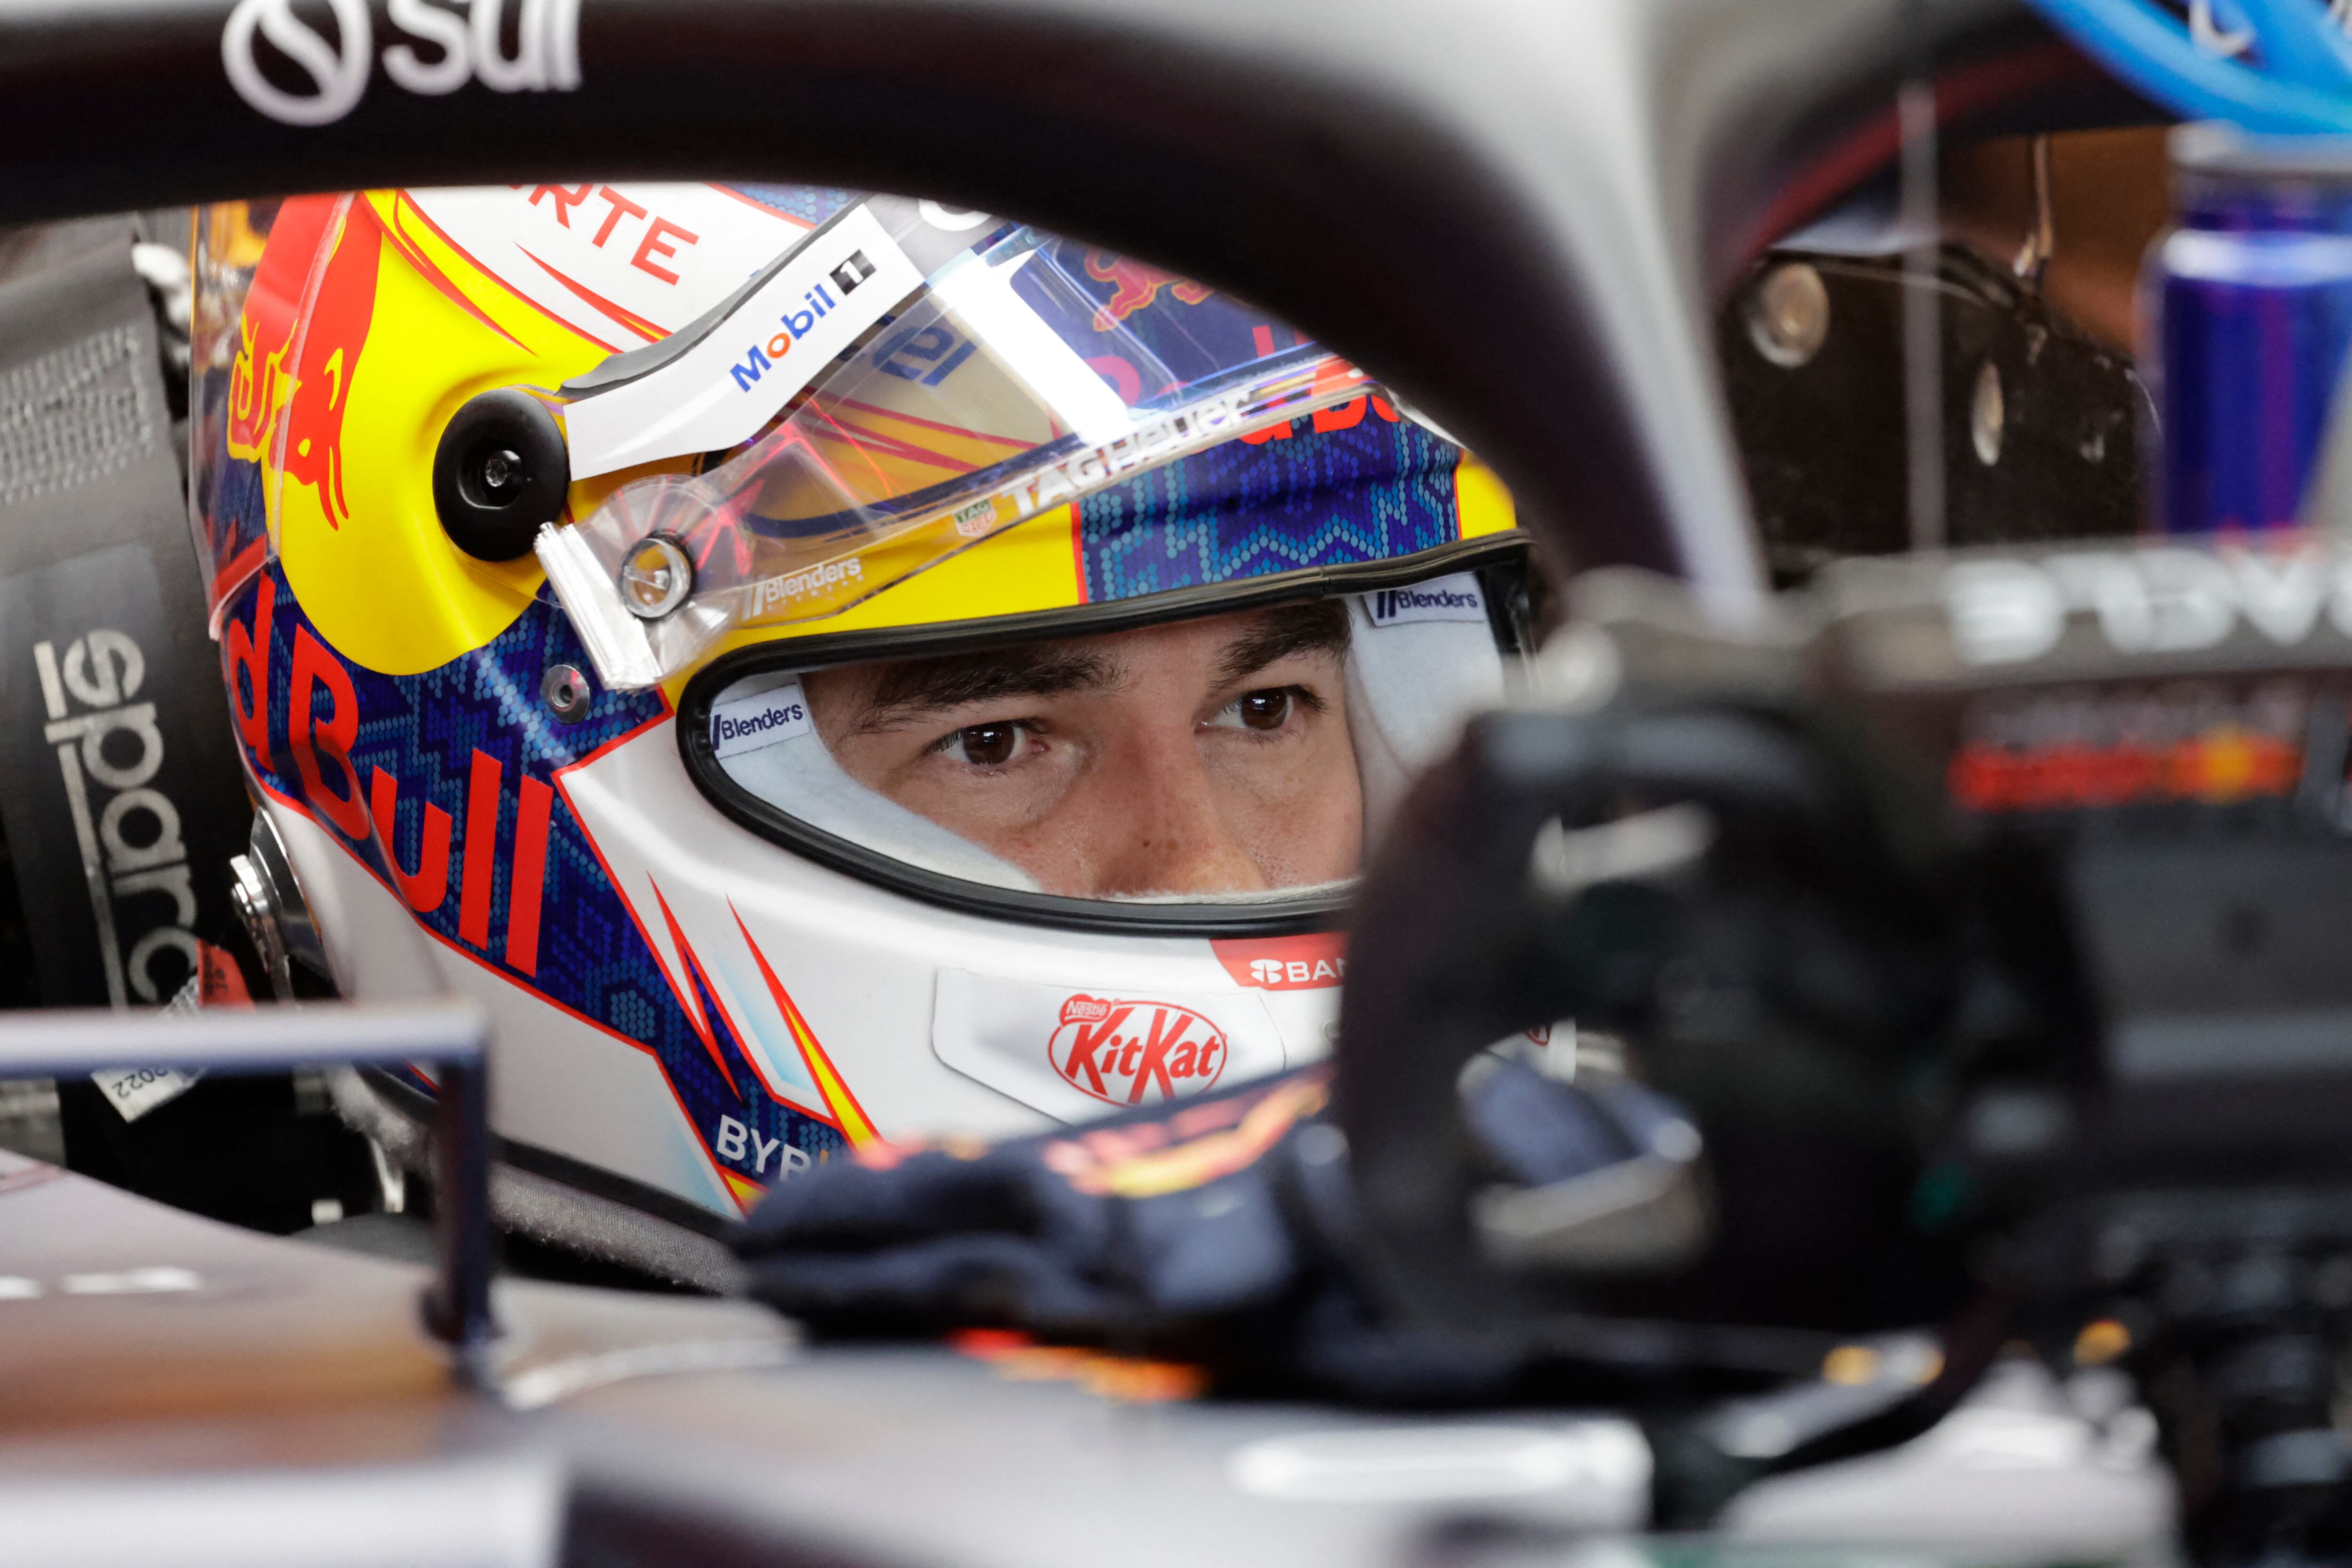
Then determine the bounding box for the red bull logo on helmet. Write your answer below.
[1083,252,1212,330]
[280,203,383,529]
[226,194,383,530]
[1050,994,1229,1106]
[225,198,340,467]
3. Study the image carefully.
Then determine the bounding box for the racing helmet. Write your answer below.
[189,183,1529,1281]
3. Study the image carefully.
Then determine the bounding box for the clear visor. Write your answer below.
[683,568,1519,914]
[540,198,1400,690]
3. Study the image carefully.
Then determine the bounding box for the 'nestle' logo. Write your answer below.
[1049,996,1228,1106]
[1059,995,1114,1024]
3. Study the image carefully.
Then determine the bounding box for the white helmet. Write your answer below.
[191,182,1532,1281]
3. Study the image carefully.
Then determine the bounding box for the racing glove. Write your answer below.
[732,1056,1687,1401]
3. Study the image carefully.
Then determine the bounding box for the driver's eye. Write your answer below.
[1235,689,1291,731]
[954,722,1022,765]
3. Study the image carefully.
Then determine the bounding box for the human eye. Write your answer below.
[1205,685,1319,733]
[929,718,1038,767]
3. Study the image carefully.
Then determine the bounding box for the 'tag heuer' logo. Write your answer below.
[1049,995,1228,1106]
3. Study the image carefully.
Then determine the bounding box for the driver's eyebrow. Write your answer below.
[852,644,1120,732]
[1210,599,1351,692]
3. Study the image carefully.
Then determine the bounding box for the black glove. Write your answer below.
[733,1057,1687,1401]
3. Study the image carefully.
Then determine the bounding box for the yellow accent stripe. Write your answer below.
[719,1168,767,1213]
[733,908,879,1145]
[1455,456,1518,539]
[783,996,878,1146]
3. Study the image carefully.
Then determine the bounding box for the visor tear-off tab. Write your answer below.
[537,523,663,689]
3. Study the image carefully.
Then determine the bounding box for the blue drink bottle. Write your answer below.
[2149,124,2352,534]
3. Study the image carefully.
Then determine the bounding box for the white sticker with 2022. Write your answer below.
[90,1065,202,1123]
[710,681,813,760]
[1367,572,1487,627]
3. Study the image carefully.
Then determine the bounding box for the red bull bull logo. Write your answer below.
[225,194,382,530]
[1083,251,1212,331]
[225,198,334,466]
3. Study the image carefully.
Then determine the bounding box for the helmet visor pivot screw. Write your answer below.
[620,534,695,620]
[475,446,524,500]
[431,387,570,562]
[541,663,591,723]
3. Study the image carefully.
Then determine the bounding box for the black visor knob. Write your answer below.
[432,389,571,562]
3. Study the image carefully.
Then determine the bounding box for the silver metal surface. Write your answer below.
[540,663,590,723]
[0,1000,487,1077]
[227,851,289,1001]
[1973,357,2006,466]
[0,1458,566,1568]
[230,812,327,1001]
[0,1000,498,1367]
[1746,262,1831,369]
[2013,132,2056,283]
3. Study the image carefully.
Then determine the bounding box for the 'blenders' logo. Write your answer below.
[222,0,582,127]
[1369,577,1487,628]
[709,682,813,760]
[1049,995,1228,1106]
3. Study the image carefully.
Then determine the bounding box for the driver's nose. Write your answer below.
[1086,725,1265,897]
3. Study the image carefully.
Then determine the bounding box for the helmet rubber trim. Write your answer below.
[690,532,1532,679]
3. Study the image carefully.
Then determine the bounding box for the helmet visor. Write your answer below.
[540,198,1402,689]
[680,558,1527,927]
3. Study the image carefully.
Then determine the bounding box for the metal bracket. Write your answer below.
[227,812,330,1002]
[0,1001,499,1381]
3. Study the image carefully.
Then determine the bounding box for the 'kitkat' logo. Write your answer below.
[1050,995,1227,1106]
